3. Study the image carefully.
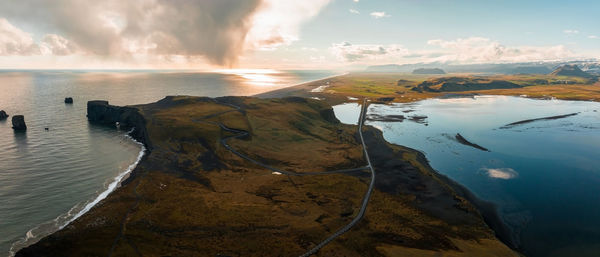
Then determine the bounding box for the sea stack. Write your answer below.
[64,97,74,104]
[0,110,8,120]
[12,115,27,131]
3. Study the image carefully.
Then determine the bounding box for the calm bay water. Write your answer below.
[0,69,336,256]
[334,96,600,257]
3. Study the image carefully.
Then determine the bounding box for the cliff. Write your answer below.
[87,100,152,151]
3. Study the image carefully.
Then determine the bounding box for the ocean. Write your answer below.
[0,69,337,256]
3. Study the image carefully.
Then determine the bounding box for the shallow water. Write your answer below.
[334,96,600,257]
[0,70,335,256]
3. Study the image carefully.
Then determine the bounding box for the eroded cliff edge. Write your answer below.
[17,96,518,257]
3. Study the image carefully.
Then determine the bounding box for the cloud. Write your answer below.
[0,0,331,67]
[245,0,331,51]
[330,42,408,62]
[0,18,40,55]
[483,168,518,180]
[370,11,390,19]
[0,18,78,56]
[426,37,575,63]
[589,35,599,39]
[353,0,360,2]
[349,9,360,14]
[563,29,580,34]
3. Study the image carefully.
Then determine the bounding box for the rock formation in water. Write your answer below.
[0,110,8,120]
[64,97,73,104]
[87,100,152,150]
[11,115,27,130]
[455,133,490,152]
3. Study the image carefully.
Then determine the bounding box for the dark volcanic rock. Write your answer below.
[366,114,405,122]
[87,100,152,150]
[12,115,27,130]
[0,110,8,120]
[455,133,489,152]
[377,97,395,102]
[64,97,73,104]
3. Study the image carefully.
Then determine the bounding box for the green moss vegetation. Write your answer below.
[300,72,599,103]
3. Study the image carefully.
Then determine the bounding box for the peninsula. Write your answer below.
[16,96,516,256]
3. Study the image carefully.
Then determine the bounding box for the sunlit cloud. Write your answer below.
[0,18,78,56]
[370,11,390,19]
[330,41,408,62]
[426,37,575,63]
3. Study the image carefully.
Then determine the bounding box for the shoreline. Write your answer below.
[8,71,341,256]
[8,132,146,257]
[14,71,521,255]
[17,96,518,256]
[256,76,522,250]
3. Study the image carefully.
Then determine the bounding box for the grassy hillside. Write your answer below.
[17,96,517,257]
[280,72,600,103]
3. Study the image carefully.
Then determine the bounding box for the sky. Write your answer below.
[0,0,598,70]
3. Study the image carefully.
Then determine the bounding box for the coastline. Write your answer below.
[16,96,517,256]
[8,72,341,256]
[258,74,520,249]
[14,72,520,256]
[8,131,146,257]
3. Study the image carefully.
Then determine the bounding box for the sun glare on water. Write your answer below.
[215,69,282,87]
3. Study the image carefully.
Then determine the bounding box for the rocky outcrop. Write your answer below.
[12,115,27,131]
[87,100,152,150]
[376,97,395,102]
[0,110,8,120]
[64,97,73,104]
[318,107,340,124]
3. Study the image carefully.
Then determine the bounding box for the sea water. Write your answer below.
[0,69,336,256]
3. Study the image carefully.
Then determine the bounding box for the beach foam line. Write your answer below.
[62,139,145,228]
[8,130,146,257]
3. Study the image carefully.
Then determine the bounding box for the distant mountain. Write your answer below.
[550,65,593,78]
[413,77,522,92]
[365,61,600,75]
[366,62,557,74]
[365,64,405,72]
[412,68,446,74]
[510,66,552,74]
